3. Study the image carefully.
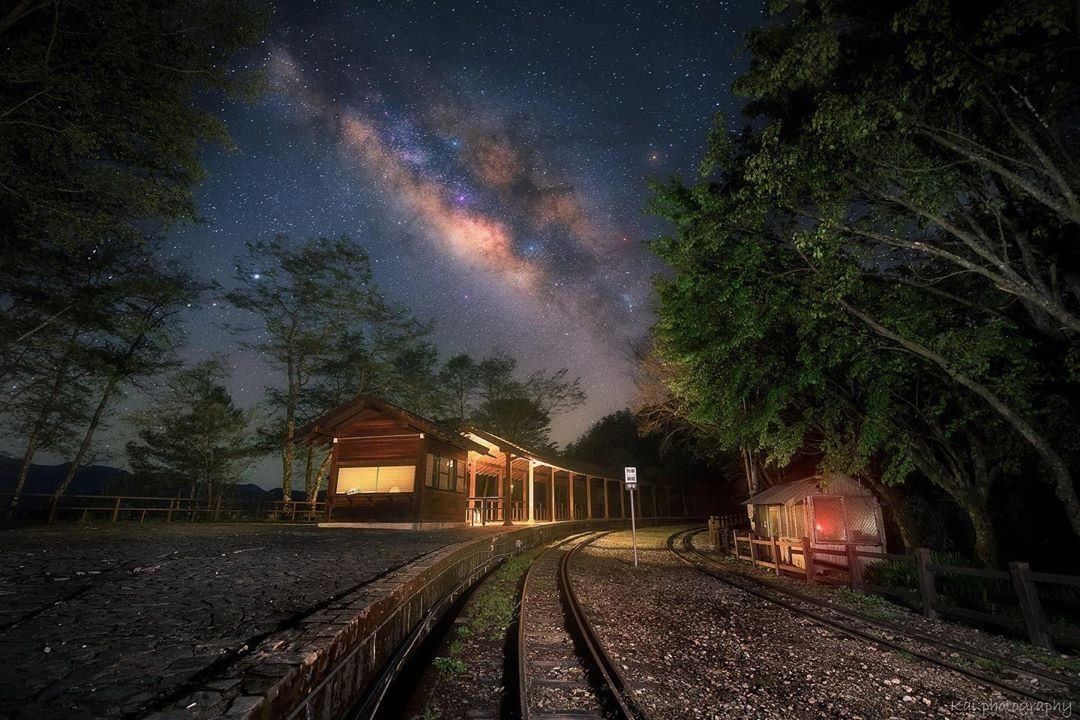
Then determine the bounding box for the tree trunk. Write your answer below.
[303,443,315,501]
[53,376,119,502]
[8,427,41,517]
[9,330,79,515]
[864,476,921,551]
[841,299,1080,537]
[281,357,297,505]
[910,449,1000,567]
[963,494,1000,569]
[314,446,333,499]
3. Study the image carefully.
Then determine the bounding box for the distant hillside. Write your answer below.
[0,457,282,499]
[0,457,130,496]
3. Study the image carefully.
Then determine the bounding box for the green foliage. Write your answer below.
[126,358,258,500]
[0,0,267,257]
[430,656,466,676]
[437,352,586,450]
[227,234,428,496]
[0,2,266,511]
[646,0,1080,561]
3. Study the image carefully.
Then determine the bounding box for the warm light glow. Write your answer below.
[337,465,415,494]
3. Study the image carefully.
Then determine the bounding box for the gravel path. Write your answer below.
[570,525,1062,719]
[0,523,502,719]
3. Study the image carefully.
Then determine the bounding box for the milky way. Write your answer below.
[168,0,762,463]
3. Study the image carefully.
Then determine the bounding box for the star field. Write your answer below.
[170,0,764,450]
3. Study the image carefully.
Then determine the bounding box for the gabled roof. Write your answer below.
[743,473,869,506]
[297,395,488,454]
[463,426,621,480]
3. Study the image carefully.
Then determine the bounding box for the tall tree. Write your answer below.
[437,354,480,425]
[466,354,585,449]
[725,0,1080,534]
[0,0,266,348]
[227,235,421,501]
[52,252,205,503]
[646,0,1080,562]
[647,125,1044,566]
[127,358,256,503]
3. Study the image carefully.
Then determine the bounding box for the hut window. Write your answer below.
[426,453,461,492]
[767,505,781,537]
[337,465,415,494]
[812,495,846,543]
[845,496,881,543]
[455,461,466,492]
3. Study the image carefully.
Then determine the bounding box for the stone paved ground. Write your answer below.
[0,523,502,720]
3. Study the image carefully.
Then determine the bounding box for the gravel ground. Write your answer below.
[692,533,1080,686]
[0,523,503,719]
[571,525,1062,720]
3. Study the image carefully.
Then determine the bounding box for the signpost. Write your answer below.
[625,466,638,567]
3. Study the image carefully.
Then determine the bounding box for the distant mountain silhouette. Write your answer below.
[0,457,280,499]
[0,457,129,495]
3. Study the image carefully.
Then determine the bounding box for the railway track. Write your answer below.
[518,532,649,720]
[667,527,1080,704]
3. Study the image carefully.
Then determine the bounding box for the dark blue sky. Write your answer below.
[167,0,764,465]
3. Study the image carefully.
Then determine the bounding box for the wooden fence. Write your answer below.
[1,493,323,525]
[730,531,1080,651]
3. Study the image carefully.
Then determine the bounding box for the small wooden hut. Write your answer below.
[744,473,885,573]
[297,395,487,528]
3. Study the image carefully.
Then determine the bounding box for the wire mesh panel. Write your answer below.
[811,495,846,543]
[844,495,882,543]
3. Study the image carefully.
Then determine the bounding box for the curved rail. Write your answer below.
[518,531,649,720]
[667,528,1079,704]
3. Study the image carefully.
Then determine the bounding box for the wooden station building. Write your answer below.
[298,395,712,528]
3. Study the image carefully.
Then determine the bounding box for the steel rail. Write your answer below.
[667,528,1076,705]
[518,531,650,720]
[690,530,1080,696]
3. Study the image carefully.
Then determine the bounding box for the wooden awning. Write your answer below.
[462,426,620,481]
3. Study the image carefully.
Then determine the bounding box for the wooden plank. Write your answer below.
[928,564,1009,581]
[1009,562,1053,650]
[915,548,939,620]
[1030,571,1080,588]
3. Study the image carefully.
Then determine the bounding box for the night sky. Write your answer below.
[169,1,764,463]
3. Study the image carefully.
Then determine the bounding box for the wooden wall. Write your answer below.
[418,437,468,523]
[328,410,425,524]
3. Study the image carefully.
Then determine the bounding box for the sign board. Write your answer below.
[625,466,639,567]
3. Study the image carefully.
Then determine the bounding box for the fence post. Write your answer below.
[111,496,122,523]
[802,536,814,584]
[771,536,782,575]
[47,497,58,525]
[847,544,862,589]
[732,529,739,558]
[1008,562,1053,651]
[749,535,758,566]
[915,548,939,620]
[213,495,222,523]
[166,498,174,524]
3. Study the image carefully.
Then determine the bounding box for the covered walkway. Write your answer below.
[463,427,708,526]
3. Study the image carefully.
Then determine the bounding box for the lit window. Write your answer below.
[337,466,415,494]
[438,457,452,490]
